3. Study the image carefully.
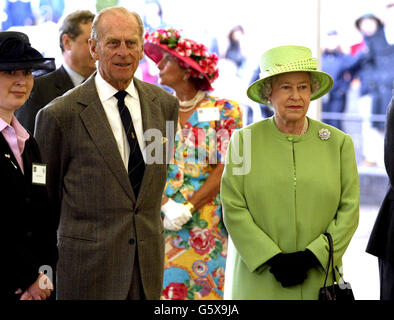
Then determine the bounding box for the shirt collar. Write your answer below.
[0,115,30,139]
[95,71,138,102]
[0,116,7,132]
[63,63,86,86]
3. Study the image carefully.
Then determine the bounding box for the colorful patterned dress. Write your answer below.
[161,94,242,300]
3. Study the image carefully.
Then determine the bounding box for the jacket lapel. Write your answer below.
[0,134,24,177]
[134,78,165,208]
[78,74,135,202]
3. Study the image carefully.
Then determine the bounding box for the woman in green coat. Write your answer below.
[221,45,359,300]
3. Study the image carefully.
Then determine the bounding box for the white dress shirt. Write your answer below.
[63,63,86,87]
[95,72,146,170]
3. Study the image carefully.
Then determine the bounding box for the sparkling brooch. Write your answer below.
[319,128,331,141]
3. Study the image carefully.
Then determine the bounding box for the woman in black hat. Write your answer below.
[0,31,58,300]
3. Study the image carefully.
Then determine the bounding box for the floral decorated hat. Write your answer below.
[144,28,219,91]
[247,45,333,105]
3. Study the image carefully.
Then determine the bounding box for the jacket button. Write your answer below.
[25,197,31,204]
[129,238,135,245]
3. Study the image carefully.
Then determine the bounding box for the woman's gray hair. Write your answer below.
[260,73,321,104]
[310,74,321,94]
[260,78,273,103]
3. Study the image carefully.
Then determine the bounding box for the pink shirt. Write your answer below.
[0,115,30,174]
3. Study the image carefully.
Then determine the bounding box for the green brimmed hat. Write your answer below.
[247,45,333,105]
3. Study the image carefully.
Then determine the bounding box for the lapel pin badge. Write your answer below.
[5,153,10,158]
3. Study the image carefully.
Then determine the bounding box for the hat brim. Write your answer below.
[0,57,55,72]
[247,70,334,105]
[144,42,213,91]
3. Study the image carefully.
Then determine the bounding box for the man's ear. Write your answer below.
[88,39,99,61]
[62,34,72,51]
[139,43,144,61]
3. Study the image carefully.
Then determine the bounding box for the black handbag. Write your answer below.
[318,233,355,300]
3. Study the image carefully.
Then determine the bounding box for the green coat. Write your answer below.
[221,117,359,300]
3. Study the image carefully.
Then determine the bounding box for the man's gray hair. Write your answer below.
[90,7,144,43]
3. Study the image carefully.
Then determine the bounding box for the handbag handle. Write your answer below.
[322,232,337,287]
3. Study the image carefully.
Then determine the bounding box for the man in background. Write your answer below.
[15,10,96,134]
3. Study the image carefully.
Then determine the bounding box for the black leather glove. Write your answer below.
[267,250,319,287]
[299,249,320,270]
[268,252,307,287]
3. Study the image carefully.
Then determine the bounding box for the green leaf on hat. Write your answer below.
[167,36,178,48]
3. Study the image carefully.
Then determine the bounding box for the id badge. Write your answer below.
[197,107,220,122]
[32,163,46,185]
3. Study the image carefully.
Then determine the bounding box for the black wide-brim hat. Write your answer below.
[0,31,54,71]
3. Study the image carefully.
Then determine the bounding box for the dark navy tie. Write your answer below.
[114,91,145,197]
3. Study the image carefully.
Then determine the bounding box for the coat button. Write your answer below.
[129,238,135,245]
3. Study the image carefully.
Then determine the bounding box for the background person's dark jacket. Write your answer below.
[367,98,394,262]
[355,27,394,130]
[321,49,362,130]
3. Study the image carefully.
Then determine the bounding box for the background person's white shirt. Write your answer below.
[63,63,86,87]
[95,72,146,170]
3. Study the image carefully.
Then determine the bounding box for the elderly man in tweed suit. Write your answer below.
[35,7,178,300]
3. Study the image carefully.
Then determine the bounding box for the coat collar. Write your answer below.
[0,133,30,179]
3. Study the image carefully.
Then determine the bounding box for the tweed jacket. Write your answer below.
[0,134,58,299]
[15,65,74,134]
[35,73,179,299]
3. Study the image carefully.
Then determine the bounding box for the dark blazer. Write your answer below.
[35,73,179,299]
[367,98,394,262]
[0,134,58,300]
[15,65,74,134]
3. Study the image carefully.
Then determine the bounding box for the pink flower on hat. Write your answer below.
[176,39,193,57]
[193,43,207,57]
